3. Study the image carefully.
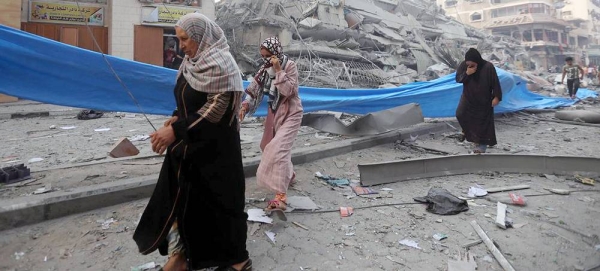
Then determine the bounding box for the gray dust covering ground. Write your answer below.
[1,103,600,271]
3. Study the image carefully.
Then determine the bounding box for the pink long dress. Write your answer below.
[245,61,303,194]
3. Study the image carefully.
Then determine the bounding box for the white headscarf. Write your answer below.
[175,13,243,94]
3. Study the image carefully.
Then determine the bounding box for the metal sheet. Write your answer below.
[359,154,600,186]
[301,103,424,136]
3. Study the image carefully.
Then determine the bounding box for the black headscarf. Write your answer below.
[465,48,485,66]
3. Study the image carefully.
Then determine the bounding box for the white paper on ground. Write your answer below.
[247,209,273,224]
[399,239,422,250]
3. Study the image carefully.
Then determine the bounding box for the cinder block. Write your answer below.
[108,138,139,158]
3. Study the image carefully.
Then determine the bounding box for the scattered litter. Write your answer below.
[545,188,571,195]
[414,188,469,215]
[33,184,53,194]
[292,221,309,231]
[94,128,111,132]
[381,188,393,191]
[484,214,492,218]
[352,186,378,196]
[265,231,276,244]
[433,233,448,241]
[436,219,443,223]
[14,252,24,260]
[340,207,354,217]
[287,196,319,211]
[315,172,349,186]
[485,185,530,193]
[247,209,273,224]
[124,113,137,119]
[496,202,508,229]
[575,175,595,186]
[131,262,157,271]
[399,239,421,250]
[108,138,140,158]
[487,193,526,206]
[0,164,31,184]
[326,179,350,187]
[468,185,488,197]
[77,110,103,120]
[98,218,117,230]
[249,223,260,236]
[49,125,56,130]
[60,126,76,130]
[27,157,44,163]
[129,135,150,142]
[334,161,346,168]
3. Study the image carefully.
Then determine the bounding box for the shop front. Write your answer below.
[20,0,109,53]
[110,0,215,68]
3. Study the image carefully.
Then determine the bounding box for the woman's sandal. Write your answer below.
[217,259,253,271]
[265,194,288,221]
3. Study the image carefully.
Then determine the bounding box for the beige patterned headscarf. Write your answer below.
[175,13,243,94]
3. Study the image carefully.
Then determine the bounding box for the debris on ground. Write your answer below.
[413,188,469,215]
[433,233,448,241]
[399,239,422,250]
[247,209,273,224]
[264,231,276,244]
[351,186,378,196]
[287,196,319,211]
[77,110,104,120]
[496,202,508,229]
[575,175,596,186]
[487,193,527,206]
[468,185,487,198]
[108,138,140,158]
[315,172,349,186]
[339,207,354,217]
[0,164,31,184]
[32,184,53,195]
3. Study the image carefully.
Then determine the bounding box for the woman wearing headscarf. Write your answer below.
[239,37,303,211]
[455,48,502,154]
[133,13,251,271]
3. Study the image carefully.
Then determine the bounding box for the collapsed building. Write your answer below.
[215,0,534,89]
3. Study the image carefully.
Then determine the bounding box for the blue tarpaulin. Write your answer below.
[0,25,596,118]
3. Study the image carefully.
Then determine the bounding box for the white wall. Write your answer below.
[108,0,141,59]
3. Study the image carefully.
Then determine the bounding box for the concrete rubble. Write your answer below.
[215,0,534,89]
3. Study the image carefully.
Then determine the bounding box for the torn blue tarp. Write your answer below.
[0,25,597,118]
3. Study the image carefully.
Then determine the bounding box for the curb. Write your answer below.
[0,110,78,120]
[0,122,456,231]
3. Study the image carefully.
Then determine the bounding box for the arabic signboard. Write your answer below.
[29,1,105,26]
[142,5,201,27]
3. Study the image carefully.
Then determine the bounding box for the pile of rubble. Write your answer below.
[216,0,534,89]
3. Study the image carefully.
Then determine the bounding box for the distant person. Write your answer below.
[561,57,584,99]
[163,46,176,69]
[239,36,303,212]
[587,65,596,80]
[455,48,502,154]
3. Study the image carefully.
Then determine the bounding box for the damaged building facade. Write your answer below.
[216,0,534,89]
[441,0,600,69]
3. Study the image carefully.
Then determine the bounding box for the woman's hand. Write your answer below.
[492,97,500,107]
[164,116,179,127]
[150,126,176,155]
[271,56,281,72]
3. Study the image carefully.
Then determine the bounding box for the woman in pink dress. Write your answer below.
[239,37,303,211]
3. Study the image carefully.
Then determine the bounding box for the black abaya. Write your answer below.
[455,60,502,146]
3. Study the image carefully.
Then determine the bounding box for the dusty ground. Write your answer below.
[1,101,600,271]
[0,107,342,199]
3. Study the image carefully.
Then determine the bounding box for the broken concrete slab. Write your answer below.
[301,103,424,136]
[359,154,600,186]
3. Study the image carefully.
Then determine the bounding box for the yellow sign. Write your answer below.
[143,6,201,26]
[29,1,105,26]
